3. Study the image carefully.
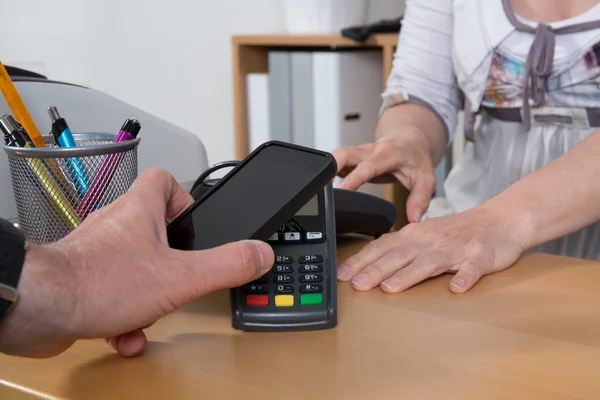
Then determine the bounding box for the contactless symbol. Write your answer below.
[281,219,303,232]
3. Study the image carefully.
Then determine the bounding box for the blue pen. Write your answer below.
[48,106,90,195]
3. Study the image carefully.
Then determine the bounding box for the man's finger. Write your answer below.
[128,168,194,222]
[164,180,194,223]
[107,329,147,357]
[178,240,274,298]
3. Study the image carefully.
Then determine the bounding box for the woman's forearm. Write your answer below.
[377,104,449,166]
[379,0,457,167]
[482,127,600,251]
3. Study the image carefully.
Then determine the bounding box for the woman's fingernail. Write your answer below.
[337,266,350,280]
[352,273,369,288]
[382,277,400,289]
[413,208,423,223]
[450,277,465,291]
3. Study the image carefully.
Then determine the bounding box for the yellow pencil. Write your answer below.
[0,61,46,148]
[23,143,81,231]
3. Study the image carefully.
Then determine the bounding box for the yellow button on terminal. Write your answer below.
[275,295,294,307]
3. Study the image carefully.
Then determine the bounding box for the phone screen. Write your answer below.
[167,143,333,251]
[295,195,318,216]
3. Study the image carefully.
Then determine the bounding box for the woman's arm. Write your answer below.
[333,0,461,222]
[381,0,461,165]
[376,104,449,167]
[483,127,600,251]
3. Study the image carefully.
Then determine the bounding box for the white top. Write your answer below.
[383,0,600,142]
[381,0,600,260]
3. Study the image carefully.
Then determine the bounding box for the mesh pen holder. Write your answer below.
[3,132,140,244]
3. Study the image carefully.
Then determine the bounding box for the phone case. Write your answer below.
[167,140,337,247]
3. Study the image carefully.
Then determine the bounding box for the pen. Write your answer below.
[48,106,91,195]
[3,111,77,200]
[0,115,81,232]
[76,118,141,219]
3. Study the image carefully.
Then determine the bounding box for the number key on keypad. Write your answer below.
[273,265,293,274]
[245,284,268,294]
[299,264,323,273]
[300,284,323,293]
[299,255,322,263]
[274,275,294,283]
[275,284,294,294]
[300,274,323,283]
[276,255,293,264]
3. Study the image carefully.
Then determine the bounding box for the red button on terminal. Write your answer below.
[246,295,269,306]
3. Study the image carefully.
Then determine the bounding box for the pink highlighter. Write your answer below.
[76,119,141,220]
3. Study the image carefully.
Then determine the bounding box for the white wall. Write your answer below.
[0,0,404,166]
[368,0,405,21]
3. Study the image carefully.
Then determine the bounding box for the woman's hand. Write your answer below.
[336,204,529,293]
[333,132,436,223]
[332,103,445,224]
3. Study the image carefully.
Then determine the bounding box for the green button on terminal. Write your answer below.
[300,293,323,305]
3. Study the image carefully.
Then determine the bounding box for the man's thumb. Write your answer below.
[182,240,274,297]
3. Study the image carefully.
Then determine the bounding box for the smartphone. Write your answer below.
[166,140,337,252]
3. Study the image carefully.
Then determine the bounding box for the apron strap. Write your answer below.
[464,0,600,141]
[502,0,600,133]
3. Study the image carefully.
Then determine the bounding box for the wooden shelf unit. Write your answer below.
[231,33,408,227]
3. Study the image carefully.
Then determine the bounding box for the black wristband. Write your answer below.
[0,218,26,323]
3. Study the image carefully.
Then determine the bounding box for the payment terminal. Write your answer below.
[231,182,337,331]
[167,141,338,332]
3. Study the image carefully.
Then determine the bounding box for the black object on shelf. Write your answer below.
[341,16,403,42]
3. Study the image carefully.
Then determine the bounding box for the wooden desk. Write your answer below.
[231,34,409,228]
[3,237,600,399]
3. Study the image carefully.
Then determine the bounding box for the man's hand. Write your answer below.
[0,168,274,359]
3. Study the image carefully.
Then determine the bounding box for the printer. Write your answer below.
[0,66,209,224]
